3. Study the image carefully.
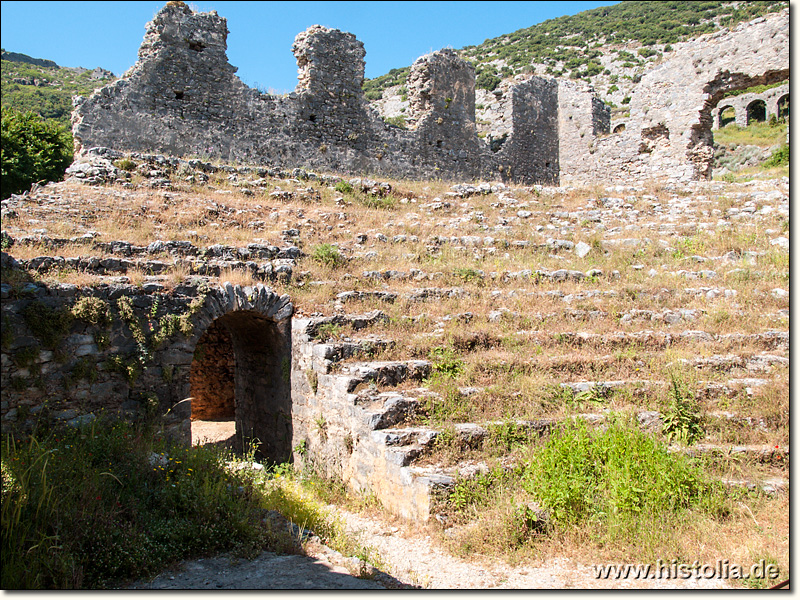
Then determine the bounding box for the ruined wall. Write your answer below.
[570,9,789,184]
[713,83,789,129]
[557,79,610,182]
[0,270,293,460]
[72,2,606,186]
[490,77,560,184]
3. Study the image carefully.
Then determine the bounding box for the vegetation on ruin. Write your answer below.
[1,420,381,589]
[0,138,788,586]
[1,109,73,199]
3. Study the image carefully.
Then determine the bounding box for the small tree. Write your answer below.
[1,109,73,199]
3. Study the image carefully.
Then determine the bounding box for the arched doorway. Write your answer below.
[777,94,789,121]
[175,284,294,463]
[718,105,736,128]
[746,99,766,125]
[190,320,237,449]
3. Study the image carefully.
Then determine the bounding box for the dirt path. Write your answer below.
[131,504,731,589]
[146,427,732,589]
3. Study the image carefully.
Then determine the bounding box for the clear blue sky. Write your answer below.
[1,1,618,93]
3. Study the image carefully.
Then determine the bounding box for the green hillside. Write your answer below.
[363,0,787,97]
[1,51,115,127]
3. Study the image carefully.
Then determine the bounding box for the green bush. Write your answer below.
[522,418,728,530]
[1,109,73,199]
[311,243,345,268]
[762,144,789,168]
[1,422,289,589]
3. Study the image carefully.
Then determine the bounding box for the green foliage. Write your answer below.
[333,180,354,194]
[21,301,73,350]
[113,157,136,172]
[522,418,728,531]
[1,58,113,127]
[382,115,407,129]
[449,467,507,512]
[1,422,288,589]
[721,78,788,99]
[311,243,345,268]
[661,376,704,446]
[105,354,141,385]
[428,346,464,379]
[762,144,789,168]
[458,0,786,82]
[1,109,73,199]
[71,297,111,328]
[361,67,409,98]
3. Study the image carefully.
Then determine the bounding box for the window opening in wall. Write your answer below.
[309,114,317,123]
[174,90,184,100]
[777,95,789,121]
[746,99,766,125]
[188,41,206,52]
[719,106,735,128]
[613,123,626,134]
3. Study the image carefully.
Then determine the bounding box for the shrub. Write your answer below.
[1,109,73,199]
[1,422,288,588]
[522,418,728,531]
[762,144,789,168]
[311,243,345,268]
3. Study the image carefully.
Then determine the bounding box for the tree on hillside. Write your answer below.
[1,109,73,199]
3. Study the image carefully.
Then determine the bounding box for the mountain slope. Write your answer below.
[1,50,114,127]
[363,0,787,98]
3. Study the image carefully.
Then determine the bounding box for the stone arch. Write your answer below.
[718,105,736,128]
[613,123,626,134]
[777,94,789,120]
[746,99,767,124]
[179,283,294,462]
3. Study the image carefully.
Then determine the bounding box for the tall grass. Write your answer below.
[1,420,290,589]
[521,418,731,551]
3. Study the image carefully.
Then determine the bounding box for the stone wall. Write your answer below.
[713,83,789,129]
[0,269,293,461]
[557,79,610,182]
[72,2,604,186]
[567,9,789,184]
[1,265,452,520]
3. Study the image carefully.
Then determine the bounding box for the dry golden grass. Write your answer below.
[2,164,788,576]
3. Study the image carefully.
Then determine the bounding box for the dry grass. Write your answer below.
[2,160,788,581]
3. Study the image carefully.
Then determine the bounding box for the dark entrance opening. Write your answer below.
[190,320,237,449]
[189,310,292,463]
[746,99,766,125]
[777,95,789,121]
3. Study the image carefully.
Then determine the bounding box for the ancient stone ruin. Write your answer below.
[72,3,787,185]
[72,1,605,185]
[577,9,789,182]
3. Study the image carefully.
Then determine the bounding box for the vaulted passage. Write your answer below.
[189,309,292,463]
[777,94,789,120]
[718,105,736,128]
[746,99,766,124]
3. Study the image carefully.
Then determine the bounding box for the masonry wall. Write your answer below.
[72,2,607,186]
[0,271,293,461]
[574,9,790,184]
